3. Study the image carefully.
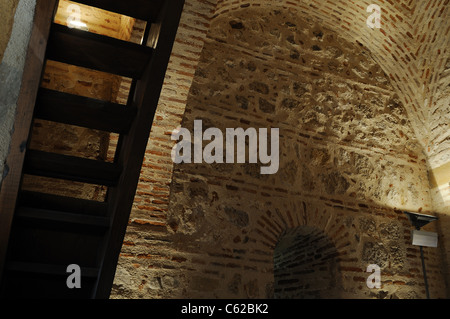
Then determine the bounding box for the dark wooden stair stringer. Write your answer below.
[0,0,185,299]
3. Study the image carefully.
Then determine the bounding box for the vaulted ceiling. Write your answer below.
[214,0,449,169]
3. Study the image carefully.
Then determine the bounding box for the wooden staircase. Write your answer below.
[0,0,184,298]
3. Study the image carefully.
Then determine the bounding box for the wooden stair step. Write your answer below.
[18,191,108,216]
[16,207,110,229]
[35,88,137,134]
[23,150,122,186]
[72,0,165,22]
[47,23,153,78]
[6,261,98,278]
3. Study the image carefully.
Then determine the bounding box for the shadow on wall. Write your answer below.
[273,226,342,299]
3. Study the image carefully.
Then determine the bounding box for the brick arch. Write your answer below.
[248,201,337,251]
[248,201,348,298]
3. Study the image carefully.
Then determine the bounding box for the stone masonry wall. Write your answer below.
[111,7,448,299]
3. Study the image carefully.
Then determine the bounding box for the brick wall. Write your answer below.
[111,0,218,297]
[111,4,448,299]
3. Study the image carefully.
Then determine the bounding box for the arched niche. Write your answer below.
[274,226,342,299]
